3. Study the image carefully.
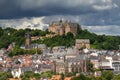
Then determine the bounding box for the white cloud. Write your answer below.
[0,16,48,30]
[93,3,118,11]
[83,25,120,35]
[0,14,120,36]
[91,0,118,11]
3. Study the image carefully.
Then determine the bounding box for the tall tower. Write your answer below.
[25,32,31,49]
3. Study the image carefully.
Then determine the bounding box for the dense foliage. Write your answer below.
[0,72,13,80]
[1,70,120,80]
[8,45,42,56]
[0,27,120,50]
[20,71,53,80]
[34,29,120,50]
[0,28,48,48]
[71,70,114,80]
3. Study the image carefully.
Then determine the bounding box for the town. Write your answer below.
[0,20,120,80]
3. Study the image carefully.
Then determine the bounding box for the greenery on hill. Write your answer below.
[0,27,48,48]
[8,45,42,57]
[0,27,120,50]
[34,28,120,50]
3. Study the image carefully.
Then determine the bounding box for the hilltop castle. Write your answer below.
[49,20,80,35]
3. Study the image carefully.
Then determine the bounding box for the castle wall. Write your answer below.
[65,25,71,34]
[49,20,79,35]
[69,24,78,35]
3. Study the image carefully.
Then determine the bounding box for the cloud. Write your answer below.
[83,25,120,35]
[0,0,119,19]
[0,17,48,30]
[16,17,49,30]
[0,16,120,36]
[0,0,119,35]
[93,3,118,11]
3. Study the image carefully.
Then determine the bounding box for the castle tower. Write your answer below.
[65,21,71,34]
[25,32,31,49]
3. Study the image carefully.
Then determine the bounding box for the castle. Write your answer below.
[49,20,80,35]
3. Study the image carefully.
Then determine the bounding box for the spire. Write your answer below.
[25,31,31,49]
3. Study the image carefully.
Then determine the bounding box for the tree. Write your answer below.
[113,74,120,80]
[65,72,74,77]
[0,27,3,37]
[21,71,35,80]
[87,60,94,74]
[8,45,25,56]
[0,72,13,80]
[40,71,53,78]
[95,77,106,80]
[71,74,88,80]
[101,70,114,80]
[0,34,11,48]
[66,32,74,39]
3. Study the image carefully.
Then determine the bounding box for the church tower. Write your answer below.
[25,32,31,49]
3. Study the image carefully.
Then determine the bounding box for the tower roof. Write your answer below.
[25,32,31,39]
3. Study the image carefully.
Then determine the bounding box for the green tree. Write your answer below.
[71,74,88,80]
[8,45,24,56]
[65,72,74,77]
[87,60,94,74]
[113,74,120,80]
[0,72,13,80]
[41,71,54,78]
[0,27,4,37]
[101,70,114,80]
[21,71,34,80]
[95,77,106,80]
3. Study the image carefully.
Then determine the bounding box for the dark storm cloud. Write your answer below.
[0,0,118,19]
[0,0,90,19]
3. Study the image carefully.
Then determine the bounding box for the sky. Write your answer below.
[0,0,120,35]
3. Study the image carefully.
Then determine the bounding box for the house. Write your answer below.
[49,75,62,80]
[7,42,15,51]
[112,56,120,74]
[9,78,22,80]
[99,55,113,70]
[64,77,73,80]
[112,62,120,74]
[66,54,88,73]
[11,67,22,78]
[75,39,90,50]
[37,44,47,51]
[52,60,66,74]
[90,56,99,69]
[52,46,59,53]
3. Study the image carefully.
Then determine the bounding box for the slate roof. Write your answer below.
[66,54,86,62]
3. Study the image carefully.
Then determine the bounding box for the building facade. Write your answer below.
[49,20,80,35]
[75,39,90,49]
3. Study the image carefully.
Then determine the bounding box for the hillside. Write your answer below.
[0,27,120,50]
